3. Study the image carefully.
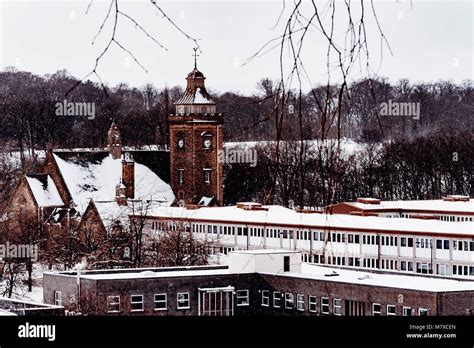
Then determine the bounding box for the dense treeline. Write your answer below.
[224,131,473,207]
[0,68,472,150]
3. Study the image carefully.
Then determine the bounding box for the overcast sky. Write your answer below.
[0,0,472,94]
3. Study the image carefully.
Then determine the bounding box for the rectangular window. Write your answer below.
[372,303,381,316]
[178,169,184,184]
[54,291,62,306]
[154,294,167,311]
[107,295,120,313]
[261,290,270,307]
[387,305,396,316]
[437,264,447,276]
[203,169,212,184]
[296,294,304,311]
[308,296,317,313]
[283,256,290,272]
[321,297,329,314]
[419,308,428,316]
[285,293,294,309]
[131,295,144,312]
[236,290,249,306]
[403,307,412,316]
[177,292,190,310]
[436,240,443,249]
[333,298,342,316]
[273,291,281,308]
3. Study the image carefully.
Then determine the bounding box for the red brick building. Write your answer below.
[169,64,224,206]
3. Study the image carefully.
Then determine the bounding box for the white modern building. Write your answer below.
[143,202,474,279]
[326,196,474,222]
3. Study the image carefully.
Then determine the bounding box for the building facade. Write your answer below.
[142,203,474,279]
[168,64,224,206]
[43,250,474,316]
[326,196,474,222]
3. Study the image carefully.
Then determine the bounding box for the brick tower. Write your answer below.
[107,121,122,160]
[169,54,224,206]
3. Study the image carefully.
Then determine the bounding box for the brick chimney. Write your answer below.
[107,121,122,160]
[122,152,135,199]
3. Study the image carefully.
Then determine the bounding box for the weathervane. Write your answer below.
[192,47,199,69]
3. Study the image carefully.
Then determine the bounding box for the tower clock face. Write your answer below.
[177,139,185,149]
[203,138,212,149]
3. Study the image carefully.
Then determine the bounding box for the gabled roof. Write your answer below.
[25,174,64,207]
[52,153,174,213]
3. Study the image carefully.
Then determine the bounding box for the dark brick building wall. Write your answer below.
[169,114,224,205]
[437,292,474,315]
[43,268,474,316]
[258,274,439,316]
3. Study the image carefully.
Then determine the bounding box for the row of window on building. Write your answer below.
[152,221,474,253]
[301,253,474,277]
[400,214,473,222]
[100,290,252,313]
[260,291,428,316]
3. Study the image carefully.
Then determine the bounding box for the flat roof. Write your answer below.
[277,264,474,293]
[144,206,474,237]
[49,268,230,281]
[344,199,474,214]
[44,261,474,293]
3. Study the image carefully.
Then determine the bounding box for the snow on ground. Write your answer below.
[0,308,17,316]
[0,150,46,167]
[224,138,364,156]
[9,286,44,304]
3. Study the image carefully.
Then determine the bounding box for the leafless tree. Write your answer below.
[247,1,393,207]
[148,221,216,267]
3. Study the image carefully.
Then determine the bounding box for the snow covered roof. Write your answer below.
[25,174,64,207]
[53,153,174,213]
[198,196,214,207]
[93,201,130,228]
[145,205,474,237]
[45,259,474,293]
[281,263,474,292]
[224,138,363,156]
[344,198,474,214]
[175,86,215,105]
[80,268,229,280]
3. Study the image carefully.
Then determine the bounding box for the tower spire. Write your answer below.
[192,47,199,69]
